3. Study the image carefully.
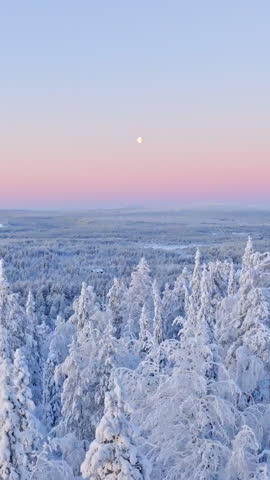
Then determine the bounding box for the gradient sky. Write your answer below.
[1,1,270,208]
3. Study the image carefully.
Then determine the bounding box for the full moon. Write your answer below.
[137,136,143,144]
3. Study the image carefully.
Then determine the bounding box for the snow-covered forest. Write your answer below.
[1,209,269,324]
[1,234,270,479]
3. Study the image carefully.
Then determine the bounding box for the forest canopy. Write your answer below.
[0,234,270,479]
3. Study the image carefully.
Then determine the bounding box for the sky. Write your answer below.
[1,1,270,208]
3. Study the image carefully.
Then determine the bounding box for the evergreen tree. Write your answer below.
[0,260,26,355]
[226,257,270,402]
[189,248,202,312]
[12,348,41,474]
[152,280,163,345]
[72,282,99,330]
[0,335,40,479]
[43,315,74,430]
[241,237,254,277]
[228,261,236,296]
[59,286,118,441]
[25,290,43,405]
[107,278,127,338]
[127,258,153,338]
[162,269,189,338]
[138,304,153,355]
[81,381,150,480]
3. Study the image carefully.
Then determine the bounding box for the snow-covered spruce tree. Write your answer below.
[25,290,43,405]
[0,265,43,479]
[12,348,41,473]
[224,245,270,403]
[189,248,202,312]
[107,277,128,338]
[161,268,189,338]
[0,352,21,480]
[198,266,214,335]
[72,282,99,330]
[0,330,41,479]
[81,380,150,480]
[130,260,241,480]
[152,280,164,345]
[177,270,213,376]
[26,290,36,340]
[43,315,74,431]
[58,284,120,442]
[126,258,153,338]
[93,311,119,415]
[241,236,255,277]
[133,340,235,479]
[0,259,26,355]
[57,283,100,441]
[138,304,153,356]
[0,258,9,295]
[227,261,236,296]
[208,260,231,307]
[0,325,21,480]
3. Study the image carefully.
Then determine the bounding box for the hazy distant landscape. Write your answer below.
[1,206,270,306]
[0,206,269,321]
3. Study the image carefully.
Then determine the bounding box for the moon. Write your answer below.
[137,136,143,144]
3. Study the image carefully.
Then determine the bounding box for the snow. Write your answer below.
[143,242,202,251]
[0,236,270,479]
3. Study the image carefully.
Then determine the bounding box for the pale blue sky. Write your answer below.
[0,1,269,207]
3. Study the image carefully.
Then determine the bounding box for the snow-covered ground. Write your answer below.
[144,243,202,251]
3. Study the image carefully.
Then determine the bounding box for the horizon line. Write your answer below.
[0,201,270,213]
